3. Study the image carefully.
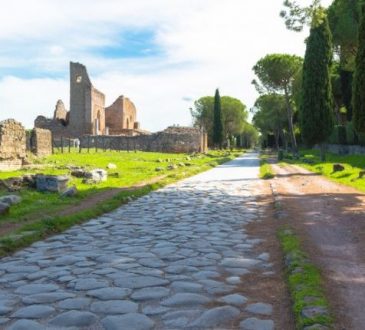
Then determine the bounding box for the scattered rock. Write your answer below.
[0,202,10,215]
[333,164,345,173]
[359,170,365,179]
[167,164,178,170]
[155,167,164,172]
[83,169,108,184]
[70,169,86,178]
[35,175,69,193]
[301,306,328,319]
[0,195,21,205]
[61,186,78,197]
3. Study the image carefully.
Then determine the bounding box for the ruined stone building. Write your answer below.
[35,62,142,138]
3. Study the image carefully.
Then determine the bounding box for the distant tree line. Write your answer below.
[190,89,258,149]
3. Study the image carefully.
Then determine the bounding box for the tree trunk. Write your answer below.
[320,143,326,161]
[284,88,298,156]
[274,132,280,150]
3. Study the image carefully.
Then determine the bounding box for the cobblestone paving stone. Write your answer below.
[0,153,275,329]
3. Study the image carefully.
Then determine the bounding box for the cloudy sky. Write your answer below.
[0,0,332,132]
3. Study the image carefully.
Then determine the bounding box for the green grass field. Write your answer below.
[282,149,365,192]
[0,149,241,255]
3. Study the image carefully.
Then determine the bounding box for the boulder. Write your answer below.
[155,167,164,172]
[22,175,36,188]
[107,163,117,169]
[0,195,22,205]
[83,169,107,184]
[167,164,178,170]
[359,170,365,179]
[61,186,78,198]
[333,164,345,173]
[36,175,69,193]
[0,202,10,215]
[71,169,87,178]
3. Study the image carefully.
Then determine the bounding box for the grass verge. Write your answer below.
[0,150,240,256]
[281,149,365,193]
[278,228,333,329]
[260,157,275,180]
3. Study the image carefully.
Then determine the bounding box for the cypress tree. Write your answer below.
[353,5,365,134]
[213,89,223,148]
[300,11,333,161]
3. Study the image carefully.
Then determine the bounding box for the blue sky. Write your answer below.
[0,0,332,131]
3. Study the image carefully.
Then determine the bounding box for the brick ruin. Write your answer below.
[35,62,142,138]
[80,126,208,154]
[0,119,27,170]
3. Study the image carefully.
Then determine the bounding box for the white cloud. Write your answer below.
[0,0,333,131]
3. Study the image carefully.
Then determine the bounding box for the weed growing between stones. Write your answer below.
[278,228,333,329]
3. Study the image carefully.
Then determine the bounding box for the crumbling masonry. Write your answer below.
[35,62,141,138]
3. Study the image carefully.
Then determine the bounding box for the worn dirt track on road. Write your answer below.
[271,163,365,330]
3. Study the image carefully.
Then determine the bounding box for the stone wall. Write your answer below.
[0,119,26,170]
[80,127,208,153]
[30,128,52,157]
[319,144,365,156]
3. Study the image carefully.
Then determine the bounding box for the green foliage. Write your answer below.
[300,14,334,147]
[213,89,224,148]
[278,228,333,328]
[253,53,303,152]
[346,121,357,144]
[353,5,365,134]
[240,123,259,148]
[191,94,248,146]
[280,0,327,32]
[253,54,303,94]
[328,125,347,144]
[259,160,275,179]
[253,94,287,149]
[328,0,364,71]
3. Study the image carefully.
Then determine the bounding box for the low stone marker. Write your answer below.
[36,175,69,193]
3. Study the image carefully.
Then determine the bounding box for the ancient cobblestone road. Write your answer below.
[0,152,275,329]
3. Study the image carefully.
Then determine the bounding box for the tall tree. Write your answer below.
[353,5,365,134]
[253,94,288,150]
[191,95,248,146]
[300,10,334,161]
[252,54,302,154]
[213,89,223,148]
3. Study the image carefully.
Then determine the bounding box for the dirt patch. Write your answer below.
[0,175,166,237]
[271,163,365,330]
